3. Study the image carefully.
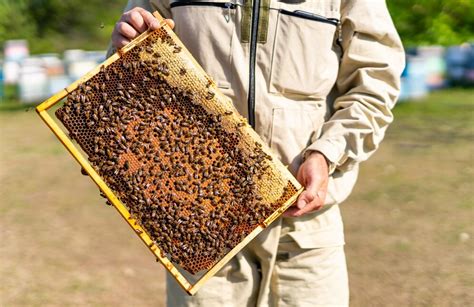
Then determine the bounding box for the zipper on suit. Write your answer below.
[170,1,237,9]
[279,9,339,26]
[170,1,237,21]
[336,19,342,46]
[247,0,261,128]
[281,10,343,49]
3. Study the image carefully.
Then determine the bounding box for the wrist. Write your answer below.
[305,150,333,174]
[307,151,329,167]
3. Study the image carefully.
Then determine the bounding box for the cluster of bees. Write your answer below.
[56,30,295,274]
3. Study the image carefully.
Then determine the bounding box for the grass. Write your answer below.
[0,101,165,306]
[0,85,38,112]
[0,89,473,306]
[343,89,474,306]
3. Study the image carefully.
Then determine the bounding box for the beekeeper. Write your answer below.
[109,0,405,305]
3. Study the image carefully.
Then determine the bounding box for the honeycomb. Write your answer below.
[54,25,300,274]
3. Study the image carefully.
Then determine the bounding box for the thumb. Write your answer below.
[296,189,316,209]
[296,175,319,209]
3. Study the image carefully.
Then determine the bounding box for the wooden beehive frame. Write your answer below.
[36,12,302,295]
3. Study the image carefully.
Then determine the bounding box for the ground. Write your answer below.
[0,89,473,306]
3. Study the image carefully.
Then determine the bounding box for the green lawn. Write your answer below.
[343,89,474,306]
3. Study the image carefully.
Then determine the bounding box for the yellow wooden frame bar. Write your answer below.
[35,12,303,295]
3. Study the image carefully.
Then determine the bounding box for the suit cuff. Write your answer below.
[304,139,348,175]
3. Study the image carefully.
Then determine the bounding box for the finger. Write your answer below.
[295,190,314,209]
[284,187,323,217]
[292,197,324,217]
[124,10,148,33]
[282,206,300,217]
[139,9,161,30]
[283,193,301,217]
[112,32,131,48]
[116,21,139,39]
[295,173,320,209]
[164,18,175,29]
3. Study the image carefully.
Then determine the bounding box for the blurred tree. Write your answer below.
[0,0,123,53]
[388,0,474,47]
[0,1,36,43]
[0,0,473,53]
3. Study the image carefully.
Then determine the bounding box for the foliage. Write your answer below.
[0,0,123,54]
[387,0,474,47]
[0,0,473,53]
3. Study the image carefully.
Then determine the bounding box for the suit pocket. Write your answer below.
[270,9,340,98]
[170,0,236,88]
[269,103,325,176]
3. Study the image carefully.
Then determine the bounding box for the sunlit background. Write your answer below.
[1,1,473,306]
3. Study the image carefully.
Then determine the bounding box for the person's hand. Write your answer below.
[283,151,329,217]
[112,7,175,49]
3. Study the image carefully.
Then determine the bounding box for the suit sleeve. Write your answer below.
[106,0,171,58]
[305,0,405,173]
